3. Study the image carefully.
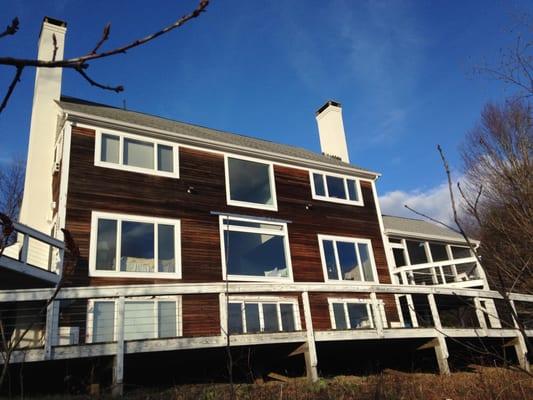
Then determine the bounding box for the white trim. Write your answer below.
[86,296,182,343]
[327,297,378,330]
[317,234,379,283]
[309,170,364,206]
[219,215,294,282]
[94,127,180,179]
[89,211,182,279]
[228,295,301,333]
[224,154,278,211]
[69,116,380,180]
[384,229,480,246]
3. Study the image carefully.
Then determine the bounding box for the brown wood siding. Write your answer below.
[377,293,400,323]
[182,294,220,337]
[64,126,389,287]
[62,126,394,336]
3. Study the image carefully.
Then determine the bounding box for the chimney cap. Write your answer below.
[43,16,67,28]
[316,100,341,116]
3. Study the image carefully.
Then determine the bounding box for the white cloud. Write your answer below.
[379,181,457,226]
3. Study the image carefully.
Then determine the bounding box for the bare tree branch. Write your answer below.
[0,67,23,114]
[0,0,210,114]
[91,23,111,55]
[0,18,19,39]
[75,65,124,93]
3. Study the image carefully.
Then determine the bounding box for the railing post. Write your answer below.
[474,297,488,334]
[44,300,59,359]
[219,292,228,342]
[406,294,419,328]
[301,291,318,383]
[370,292,384,337]
[20,233,29,265]
[112,296,125,398]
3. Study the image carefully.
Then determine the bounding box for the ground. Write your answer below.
[17,366,533,400]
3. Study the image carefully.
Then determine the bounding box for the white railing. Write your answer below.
[0,221,64,281]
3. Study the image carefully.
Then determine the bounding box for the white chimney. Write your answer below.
[19,17,66,232]
[315,100,350,163]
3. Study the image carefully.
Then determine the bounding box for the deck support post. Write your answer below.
[44,300,59,359]
[426,293,450,375]
[301,292,318,383]
[112,296,125,398]
[504,336,530,373]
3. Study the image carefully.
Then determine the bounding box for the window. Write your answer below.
[328,299,382,330]
[228,297,300,334]
[310,171,363,206]
[318,235,377,282]
[406,240,428,265]
[392,248,407,267]
[225,155,277,210]
[220,216,292,281]
[451,246,472,259]
[95,129,179,178]
[87,297,180,343]
[90,211,181,279]
[429,243,449,261]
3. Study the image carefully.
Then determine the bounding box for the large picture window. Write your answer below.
[220,216,292,281]
[90,211,181,279]
[95,129,179,178]
[310,171,363,206]
[318,235,378,282]
[87,297,181,343]
[224,155,277,210]
[228,297,300,334]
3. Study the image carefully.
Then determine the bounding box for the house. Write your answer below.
[0,17,531,394]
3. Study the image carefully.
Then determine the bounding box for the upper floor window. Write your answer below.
[310,171,363,206]
[95,129,179,178]
[89,211,181,279]
[220,216,292,281]
[228,296,300,334]
[224,155,277,211]
[318,235,378,282]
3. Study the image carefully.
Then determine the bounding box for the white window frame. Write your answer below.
[219,215,293,282]
[317,234,379,283]
[328,298,386,330]
[228,295,301,334]
[94,128,180,178]
[89,211,182,279]
[309,170,364,206]
[224,154,278,211]
[86,296,182,343]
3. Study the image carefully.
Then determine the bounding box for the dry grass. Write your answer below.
[23,366,533,400]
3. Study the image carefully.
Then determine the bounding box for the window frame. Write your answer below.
[327,298,386,330]
[224,154,278,211]
[228,295,301,334]
[317,234,379,283]
[86,296,182,343]
[219,215,294,282]
[89,211,182,279]
[94,128,180,178]
[309,170,364,206]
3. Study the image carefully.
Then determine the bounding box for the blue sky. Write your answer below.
[0,0,530,221]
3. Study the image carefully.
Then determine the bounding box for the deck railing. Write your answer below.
[0,221,64,281]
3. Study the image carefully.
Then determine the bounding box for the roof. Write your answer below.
[382,215,468,243]
[57,97,377,176]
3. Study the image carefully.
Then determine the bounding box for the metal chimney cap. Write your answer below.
[316,100,342,116]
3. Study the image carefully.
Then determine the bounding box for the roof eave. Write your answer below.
[384,228,480,245]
